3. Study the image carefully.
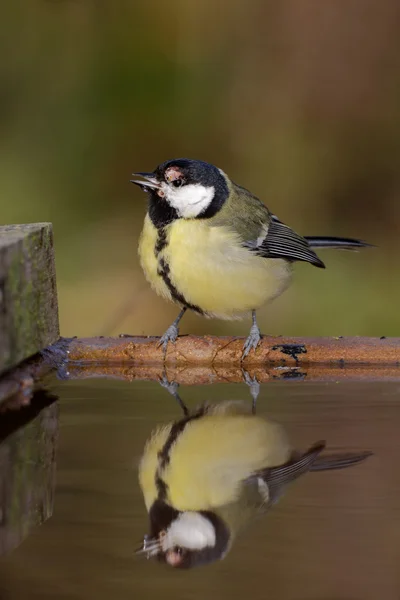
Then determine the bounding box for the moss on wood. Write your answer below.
[0,224,59,374]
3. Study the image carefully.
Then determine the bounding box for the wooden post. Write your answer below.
[0,224,59,375]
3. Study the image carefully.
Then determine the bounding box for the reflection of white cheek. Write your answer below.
[166,513,216,550]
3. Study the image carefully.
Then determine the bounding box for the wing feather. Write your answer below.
[247,215,325,268]
[213,182,325,268]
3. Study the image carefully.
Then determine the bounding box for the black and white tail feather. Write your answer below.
[250,215,372,270]
[305,236,372,250]
[254,441,372,506]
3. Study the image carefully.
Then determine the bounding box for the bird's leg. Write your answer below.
[242,368,260,413]
[242,310,262,360]
[159,371,189,416]
[119,307,187,353]
[157,308,187,356]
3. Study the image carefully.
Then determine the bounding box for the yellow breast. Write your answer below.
[138,216,292,319]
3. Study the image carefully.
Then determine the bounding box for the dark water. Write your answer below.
[0,375,399,599]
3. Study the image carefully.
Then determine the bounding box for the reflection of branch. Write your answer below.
[0,389,58,442]
[62,362,400,385]
[0,338,68,407]
[0,357,53,409]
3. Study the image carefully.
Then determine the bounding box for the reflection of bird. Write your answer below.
[137,401,371,569]
[132,158,371,359]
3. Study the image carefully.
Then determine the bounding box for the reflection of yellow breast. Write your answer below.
[161,415,291,511]
[138,216,292,318]
[138,424,172,511]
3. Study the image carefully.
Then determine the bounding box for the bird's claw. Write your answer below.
[159,373,179,397]
[158,372,189,416]
[241,326,262,360]
[242,369,260,413]
[157,323,179,355]
[242,369,258,388]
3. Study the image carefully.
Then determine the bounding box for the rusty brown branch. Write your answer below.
[65,335,400,367]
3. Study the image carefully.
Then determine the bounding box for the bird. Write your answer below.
[136,400,372,569]
[131,158,371,360]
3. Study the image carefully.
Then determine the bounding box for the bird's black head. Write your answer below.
[136,500,231,569]
[131,158,229,228]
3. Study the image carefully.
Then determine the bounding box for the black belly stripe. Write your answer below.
[154,227,168,256]
[155,475,169,501]
[154,228,204,315]
[155,407,207,501]
[157,258,204,314]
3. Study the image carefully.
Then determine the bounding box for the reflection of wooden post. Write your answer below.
[0,401,58,555]
[0,224,59,375]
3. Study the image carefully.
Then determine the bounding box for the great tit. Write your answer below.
[136,401,371,569]
[132,158,371,359]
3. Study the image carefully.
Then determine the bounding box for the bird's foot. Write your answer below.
[158,372,189,416]
[242,324,262,360]
[242,369,260,413]
[159,372,179,398]
[157,323,180,356]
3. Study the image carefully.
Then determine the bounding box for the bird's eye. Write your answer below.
[171,179,184,188]
[173,546,184,555]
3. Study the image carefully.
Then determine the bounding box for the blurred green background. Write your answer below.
[1,0,399,338]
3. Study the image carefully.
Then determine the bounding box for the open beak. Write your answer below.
[135,534,161,558]
[130,172,161,191]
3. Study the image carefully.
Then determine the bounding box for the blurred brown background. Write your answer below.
[1,0,399,338]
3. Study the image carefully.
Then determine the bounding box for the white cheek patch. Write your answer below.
[163,183,215,218]
[162,512,216,551]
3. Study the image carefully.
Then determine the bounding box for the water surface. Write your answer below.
[0,377,399,599]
